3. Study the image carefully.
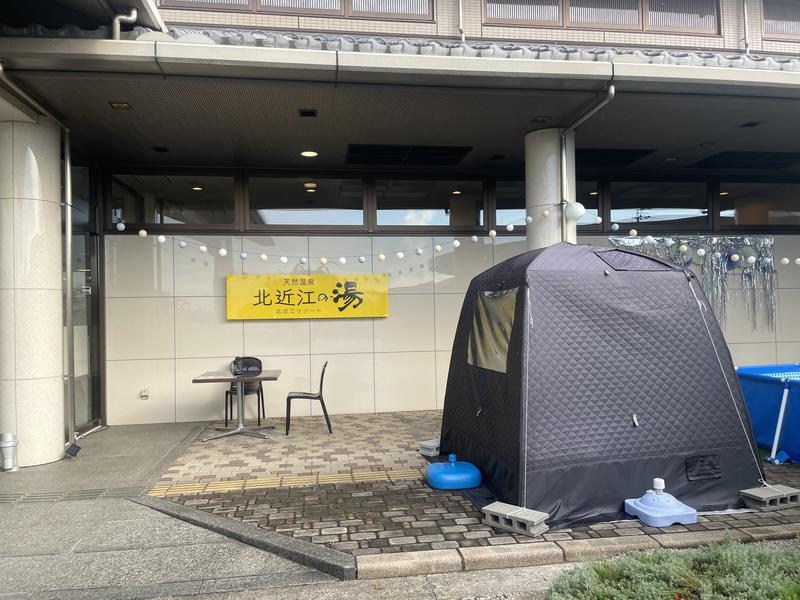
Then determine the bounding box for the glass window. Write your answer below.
[495,181,600,229]
[718,183,800,226]
[249,177,363,226]
[610,181,708,228]
[71,167,92,229]
[258,0,342,12]
[110,175,235,225]
[648,0,718,32]
[350,0,431,17]
[376,180,483,227]
[486,0,560,23]
[763,0,800,37]
[569,0,640,27]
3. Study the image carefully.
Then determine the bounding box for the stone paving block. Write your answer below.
[558,535,660,561]
[459,542,564,571]
[741,522,800,541]
[651,528,752,549]
[356,549,462,579]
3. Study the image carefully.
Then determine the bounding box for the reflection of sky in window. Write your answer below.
[610,208,706,223]
[377,209,450,226]
[254,208,363,226]
[497,208,599,227]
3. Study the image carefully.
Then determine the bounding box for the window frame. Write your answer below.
[761,0,800,41]
[482,0,720,36]
[159,0,435,22]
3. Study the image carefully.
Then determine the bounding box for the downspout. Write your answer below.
[559,83,616,240]
[64,130,76,448]
[742,0,751,55]
[112,8,138,40]
[457,0,465,43]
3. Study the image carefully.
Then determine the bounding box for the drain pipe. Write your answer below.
[112,8,138,40]
[742,0,751,54]
[559,83,616,240]
[457,0,465,43]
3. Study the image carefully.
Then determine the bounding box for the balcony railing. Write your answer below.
[160,0,434,20]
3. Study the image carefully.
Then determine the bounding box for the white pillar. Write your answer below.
[524,129,576,250]
[0,115,65,467]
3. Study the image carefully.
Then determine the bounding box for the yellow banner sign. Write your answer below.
[226,274,389,320]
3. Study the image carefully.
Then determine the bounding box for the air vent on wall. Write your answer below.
[576,148,656,169]
[690,151,800,170]
[345,144,472,166]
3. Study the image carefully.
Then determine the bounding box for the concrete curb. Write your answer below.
[133,496,356,581]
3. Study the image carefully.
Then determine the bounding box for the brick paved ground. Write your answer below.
[157,411,440,485]
[164,463,800,557]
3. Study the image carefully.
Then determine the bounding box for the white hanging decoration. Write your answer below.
[239,252,248,260]
[678,244,688,254]
[338,257,347,265]
[747,256,757,265]
[594,216,603,225]
[470,235,478,243]
[299,256,307,265]
[280,256,288,264]
[157,235,167,244]
[764,257,773,265]
[320,257,328,265]
[730,253,740,263]
[138,229,148,238]
[712,251,722,259]
[260,253,268,262]
[396,251,405,259]
[780,257,790,265]
[115,222,126,232]
[525,215,533,224]
[795,258,800,266]
[611,223,620,231]
[629,229,638,237]
[199,245,208,253]
[541,209,550,218]
[378,253,386,261]
[358,256,366,263]
[696,248,706,257]
[452,240,461,248]
[178,240,187,249]
[564,202,586,221]
[415,248,423,256]
[488,229,497,238]
[218,248,227,257]
[506,224,514,232]
[434,245,442,252]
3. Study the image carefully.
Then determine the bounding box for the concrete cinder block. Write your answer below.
[741,485,800,511]
[459,542,564,571]
[356,549,462,579]
[557,535,660,561]
[481,502,549,537]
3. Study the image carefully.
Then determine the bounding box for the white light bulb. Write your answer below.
[506,224,514,232]
[339,257,347,265]
[452,240,461,248]
[747,256,757,265]
[594,216,603,225]
[358,256,366,263]
[795,258,800,266]
[280,256,288,264]
[629,229,638,237]
[218,248,227,257]
[378,254,386,261]
[488,229,497,238]
[434,245,442,252]
[679,244,688,254]
[764,257,773,265]
[199,245,208,253]
[138,229,148,238]
[240,252,248,260]
[320,257,328,265]
[396,251,404,259]
[115,222,126,232]
[178,240,187,249]
[470,235,478,243]
[611,223,620,232]
[781,257,790,265]
[525,215,533,224]
[299,256,307,265]
[415,248,423,256]
[541,209,550,218]
[564,202,586,221]
[157,235,166,244]
[696,248,706,257]
[730,254,740,263]
[260,254,268,262]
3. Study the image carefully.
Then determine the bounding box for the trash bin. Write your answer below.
[0,433,18,472]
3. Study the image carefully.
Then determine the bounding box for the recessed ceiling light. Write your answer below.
[719,191,729,196]
[664,157,678,163]
[531,116,552,123]
[740,121,764,128]
[152,146,169,153]
[451,190,462,196]
[300,151,318,158]
[589,191,599,196]
[306,188,316,193]
[303,182,317,188]
[192,186,203,191]
[298,108,318,118]
[109,102,132,110]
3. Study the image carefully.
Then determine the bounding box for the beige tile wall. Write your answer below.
[104,233,800,425]
[160,0,800,55]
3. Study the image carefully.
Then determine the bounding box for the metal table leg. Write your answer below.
[202,379,275,442]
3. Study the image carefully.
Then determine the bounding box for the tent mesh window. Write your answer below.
[467,288,518,374]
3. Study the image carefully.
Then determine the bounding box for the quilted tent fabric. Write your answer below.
[440,242,763,528]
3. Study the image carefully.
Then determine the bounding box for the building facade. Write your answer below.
[1,0,800,465]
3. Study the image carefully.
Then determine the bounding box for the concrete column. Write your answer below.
[0,115,65,467]
[524,129,576,250]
